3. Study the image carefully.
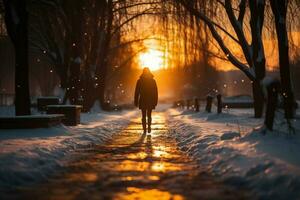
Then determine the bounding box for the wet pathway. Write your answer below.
[19,112,247,200]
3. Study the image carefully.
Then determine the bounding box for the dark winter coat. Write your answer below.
[134,73,158,110]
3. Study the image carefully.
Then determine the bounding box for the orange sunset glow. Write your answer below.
[139,49,165,71]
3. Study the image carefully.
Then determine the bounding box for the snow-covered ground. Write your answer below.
[2,102,300,199]
[0,109,138,188]
[167,107,300,199]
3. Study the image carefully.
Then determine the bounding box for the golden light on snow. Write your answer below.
[139,49,164,71]
[116,187,184,200]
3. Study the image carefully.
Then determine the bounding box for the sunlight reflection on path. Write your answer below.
[20,112,247,200]
[116,187,184,200]
[110,113,186,199]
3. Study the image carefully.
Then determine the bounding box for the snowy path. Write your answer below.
[6,112,248,199]
[0,110,137,189]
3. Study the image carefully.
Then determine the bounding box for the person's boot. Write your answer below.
[147,117,152,133]
[142,118,147,134]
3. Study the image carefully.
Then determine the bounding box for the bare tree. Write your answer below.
[172,0,267,117]
[270,0,296,118]
[3,0,31,115]
[28,0,162,111]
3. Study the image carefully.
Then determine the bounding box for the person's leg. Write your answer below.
[141,109,147,134]
[147,109,152,133]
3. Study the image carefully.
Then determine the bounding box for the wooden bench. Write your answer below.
[46,105,82,126]
[37,97,60,111]
[0,114,64,129]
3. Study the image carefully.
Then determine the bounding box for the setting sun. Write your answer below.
[139,49,164,71]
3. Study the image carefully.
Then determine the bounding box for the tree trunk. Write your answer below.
[82,77,95,112]
[81,1,106,111]
[252,80,264,118]
[3,0,31,115]
[95,0,113,109]
[95,47,110,108]
[264,79,280,131]
[249,0,266,118]
[270,0,295,118]
[98,75,107,108]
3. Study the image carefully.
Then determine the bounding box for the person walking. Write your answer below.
[134,67,158,134]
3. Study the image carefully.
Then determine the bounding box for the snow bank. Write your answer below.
[0,110,137,188]
[167,108,300,199]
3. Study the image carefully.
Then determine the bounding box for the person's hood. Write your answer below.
[140,72,154,79]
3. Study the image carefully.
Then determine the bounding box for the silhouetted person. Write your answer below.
[134,68,158,134]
